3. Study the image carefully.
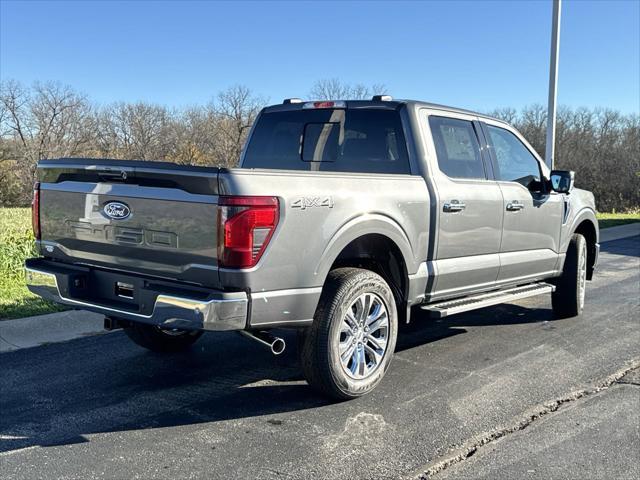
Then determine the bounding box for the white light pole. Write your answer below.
[545,0,562,170]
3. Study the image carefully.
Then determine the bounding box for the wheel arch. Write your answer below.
[315,215,416,322]
[564,208,598,280]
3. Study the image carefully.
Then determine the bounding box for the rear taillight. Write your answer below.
[32,182,41,240]
[217,196,279,268]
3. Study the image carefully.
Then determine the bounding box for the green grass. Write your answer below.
[0,207,67,320]
[596,211,640,229]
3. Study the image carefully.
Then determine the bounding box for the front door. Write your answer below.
[425,114,503,300]
[482,121,563,283]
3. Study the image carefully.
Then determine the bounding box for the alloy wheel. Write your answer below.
[337,292,389,380]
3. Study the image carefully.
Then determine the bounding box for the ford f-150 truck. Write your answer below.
[26,96,599,399]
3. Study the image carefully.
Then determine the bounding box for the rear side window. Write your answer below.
[485,125,541,187]
[243,109,410,174]
[428,116,486,180]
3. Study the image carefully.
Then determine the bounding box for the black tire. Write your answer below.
[124,322,203,353]
[300,268,398,400]
[552,233,587,319]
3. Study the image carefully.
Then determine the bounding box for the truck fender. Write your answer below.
[314,213,416,286]
[562,207,598,253]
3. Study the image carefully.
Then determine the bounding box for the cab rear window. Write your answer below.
[243,109,410,174]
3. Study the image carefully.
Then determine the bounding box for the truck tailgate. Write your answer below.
[37,159,221,288]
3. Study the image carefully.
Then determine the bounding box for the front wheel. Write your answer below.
[124,321,203,352]
[552,233,587,318]
[300,268,398,400]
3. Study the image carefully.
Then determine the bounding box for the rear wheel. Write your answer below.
[552,233,587,318]
[123,321,203,352]
[300,268,398,400]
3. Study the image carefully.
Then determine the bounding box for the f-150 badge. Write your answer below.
[291,196,334,210]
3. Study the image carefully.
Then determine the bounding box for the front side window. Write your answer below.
[428,116,485,180]
[486,125,541,187]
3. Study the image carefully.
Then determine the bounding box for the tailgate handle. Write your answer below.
[98,169,129,182]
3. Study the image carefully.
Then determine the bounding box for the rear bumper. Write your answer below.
[25,260,247,331]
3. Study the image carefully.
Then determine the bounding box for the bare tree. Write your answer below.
[96,101,173,160]
[212,85,266,167]
[309,78,387,100]
[0,80,94,205]
[169,106,219,165]
[487,107,518,125]
[0,85,22,205]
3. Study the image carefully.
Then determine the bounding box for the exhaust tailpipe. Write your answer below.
[239,330,286,355]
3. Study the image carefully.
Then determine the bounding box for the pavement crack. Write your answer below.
[617,381,640,387]
[408,359,640,480]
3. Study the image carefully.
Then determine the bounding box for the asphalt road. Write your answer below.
[1,237,638,480]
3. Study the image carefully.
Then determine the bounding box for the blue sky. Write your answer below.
[1,0,638,113]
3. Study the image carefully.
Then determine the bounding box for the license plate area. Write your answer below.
[65,269,145,312]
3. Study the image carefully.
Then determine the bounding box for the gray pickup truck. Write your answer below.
[26,96,599,399]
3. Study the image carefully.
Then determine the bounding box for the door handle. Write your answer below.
[443,201,466,213]
[506,201,525,211]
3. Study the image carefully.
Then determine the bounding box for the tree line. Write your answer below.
[1,79,638,211]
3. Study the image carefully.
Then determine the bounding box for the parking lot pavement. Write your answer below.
[435,367,640,480]
[0,236,638,480]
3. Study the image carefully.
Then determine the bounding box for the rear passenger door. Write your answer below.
[481,120,563,282]
[423,112,503,300]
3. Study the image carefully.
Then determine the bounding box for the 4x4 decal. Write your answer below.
[291,196,334,210]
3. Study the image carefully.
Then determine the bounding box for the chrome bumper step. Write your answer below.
[421,283,555,318]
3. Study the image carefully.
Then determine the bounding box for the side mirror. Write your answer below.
[550,170,574,193]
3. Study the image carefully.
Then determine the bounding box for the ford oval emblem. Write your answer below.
[103,201,131,220]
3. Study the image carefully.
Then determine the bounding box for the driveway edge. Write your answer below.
[599,222,640,243]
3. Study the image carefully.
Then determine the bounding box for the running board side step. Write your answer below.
[420,283,555,318]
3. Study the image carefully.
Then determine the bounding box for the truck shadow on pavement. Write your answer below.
[0,303,556,453]
[397,301,554,351]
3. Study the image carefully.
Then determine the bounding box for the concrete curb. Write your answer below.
[0,310,105,353]
[600,222,640,243]
[1,226,637,353]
